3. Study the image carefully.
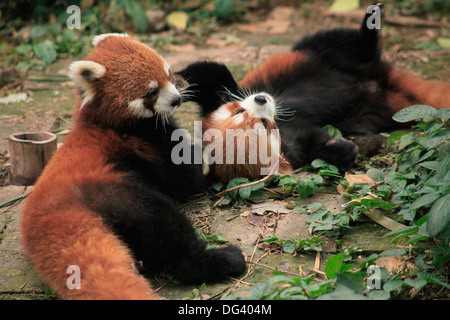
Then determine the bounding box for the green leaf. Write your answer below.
[410,192,441,210]
[212,182,223,192]
[283,240,297,253]
[419,161,439,171]
[278,176,298,186]
[387,131,408,148]
[325,254,345,279]
[436,109,450,124]
[436,156,450,180]
[227,177,249,188]
[297,178,316,199]
[398,133,417,150]
[305,209,328,224]
[214,0,233,19]
[379,248,407,257]
[239,186,252,199]
[311,159,328,168]
[392,105,437,123]
[404,278,427,289]
[29,25,48,39]
[366,168,385,181]
[216,195,232,206]
[317,283,367,300]
[34,41,57,64]
[383,280,404,293]
[367,289,390,300]
[323,125,342,138]
[123,2,149,32]
[14,44,33,55]
[426,193,450,237]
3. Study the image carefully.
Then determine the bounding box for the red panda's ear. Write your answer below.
[92,33,129,47]
[68,60,106,108]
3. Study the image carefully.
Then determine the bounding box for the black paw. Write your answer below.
[176,245,246,284]
[208,245,247,279]
[319,137,357,170]
[352,134,386,158]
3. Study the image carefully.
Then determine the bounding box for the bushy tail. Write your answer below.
[387,68,450,115]
[21,204,157,300]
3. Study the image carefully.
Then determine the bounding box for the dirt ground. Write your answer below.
[0,1,449,300]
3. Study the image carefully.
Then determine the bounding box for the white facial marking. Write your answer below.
[233,113,244,125]
[148,80,158,89]
[212,107,232,122]
[241,92,275,120]
[92,33,128,47]
[128,98,154,118]
[154,82,180,115]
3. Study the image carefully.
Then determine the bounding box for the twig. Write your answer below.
[0,195,27,209]
[314,251,321,271]
[247,261,304,278]
[310,268,327,276]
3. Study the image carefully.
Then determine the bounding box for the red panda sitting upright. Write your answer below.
[177,3,449,182]
[20,34,245,300]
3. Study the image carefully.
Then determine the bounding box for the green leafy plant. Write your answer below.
[213,177,266,206]
[278,174,324,198]
[242,274,335,300]
[263,236,324,254]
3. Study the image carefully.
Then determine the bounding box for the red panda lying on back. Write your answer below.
[177,4,449,182]
[20,34,245,300]
[200,92,292,183]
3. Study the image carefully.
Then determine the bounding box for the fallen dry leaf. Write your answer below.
[376,256,416,275]
[166,11,188,30]
[0,93,28,104]
[344,173,376,187]
[330,0,360,13]
[250,202,290,215]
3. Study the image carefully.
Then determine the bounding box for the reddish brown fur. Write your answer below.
[240,51,309,89]
[387,68,450,114]
[20,35,169,300]
[203,101,291,183]
[241,51,449,117]
[21,129,159,299]
[76,36,170,128]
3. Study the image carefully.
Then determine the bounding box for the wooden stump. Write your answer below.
[8,132,57,186]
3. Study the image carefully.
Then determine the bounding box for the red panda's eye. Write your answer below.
[235,109,245,115]
[144,90,159,99]
[261,118,268,128]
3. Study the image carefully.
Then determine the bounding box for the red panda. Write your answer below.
[20,33,246,300]
[176,3,449,182]
[201,93,292,183]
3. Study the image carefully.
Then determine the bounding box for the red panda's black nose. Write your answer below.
[254,95,267,105]
[171,96,181,107]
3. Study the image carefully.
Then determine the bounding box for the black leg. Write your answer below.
[76,182,247,284]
